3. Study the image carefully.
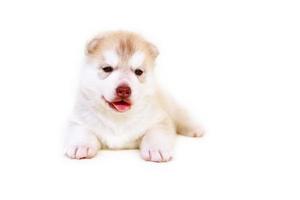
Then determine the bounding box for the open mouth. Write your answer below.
[103,97,132,112]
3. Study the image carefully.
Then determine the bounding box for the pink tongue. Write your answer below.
[113,103,130,112]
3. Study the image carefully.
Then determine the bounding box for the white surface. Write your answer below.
[0,0,299,199]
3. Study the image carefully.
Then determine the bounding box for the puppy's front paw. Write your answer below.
[65,145,98,159]
[140,148,173,162]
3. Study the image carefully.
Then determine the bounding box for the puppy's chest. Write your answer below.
[95,124,142,149]
[94,115,159,149]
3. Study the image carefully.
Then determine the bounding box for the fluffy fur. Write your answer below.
[64,31,203,162]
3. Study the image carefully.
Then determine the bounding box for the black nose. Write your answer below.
[116,85,131,98]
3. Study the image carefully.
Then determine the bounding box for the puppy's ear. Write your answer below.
[148,42,159,59]
[86,37,103,55]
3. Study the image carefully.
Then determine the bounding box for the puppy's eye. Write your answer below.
[134,69,144,76]
[102,66,113,73]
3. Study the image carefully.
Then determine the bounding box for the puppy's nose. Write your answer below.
[116,85,131,98]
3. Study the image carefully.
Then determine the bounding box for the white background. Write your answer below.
[0,0,299,199]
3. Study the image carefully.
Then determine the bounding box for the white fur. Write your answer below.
[129,51,145,67]
[103,50,119,66]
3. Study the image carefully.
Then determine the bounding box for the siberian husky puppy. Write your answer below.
[64,31,203,162]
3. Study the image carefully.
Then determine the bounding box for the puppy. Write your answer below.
[64,31,203,162]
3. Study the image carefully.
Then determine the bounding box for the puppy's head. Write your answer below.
[81,31,159,113]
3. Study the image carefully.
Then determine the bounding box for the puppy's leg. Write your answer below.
[64,123,100,159]
[174,107,205,137]
[140,119,176,162]
[157,90,204,137]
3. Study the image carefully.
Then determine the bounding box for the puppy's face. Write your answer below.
[81,31,158,113]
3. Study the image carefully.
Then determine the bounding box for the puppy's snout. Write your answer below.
[116,85,131,98]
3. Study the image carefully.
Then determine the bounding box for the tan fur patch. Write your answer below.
[117,37,134,59]
[86,31,159,67]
